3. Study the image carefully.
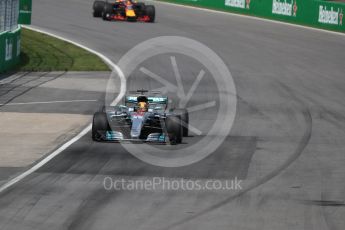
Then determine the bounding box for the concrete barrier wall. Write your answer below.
[160,0,345,32]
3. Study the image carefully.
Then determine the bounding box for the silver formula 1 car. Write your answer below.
[92,90,189,144]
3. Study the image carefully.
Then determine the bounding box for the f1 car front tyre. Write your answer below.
[102,3,113,21]
[165,115,183,144]
[92,112,110,141]
[93,1,105,17]
[145,5,155,23]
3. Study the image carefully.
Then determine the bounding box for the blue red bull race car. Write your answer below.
[93,0,155,22]
[92,90,189,145]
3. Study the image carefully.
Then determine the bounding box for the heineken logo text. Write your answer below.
[319,6,343,26]
[272,0,297,17]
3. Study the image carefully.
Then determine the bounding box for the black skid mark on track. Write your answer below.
[23,31,75,70]
[160,81,313,230]
[65,189,119,230]
[0,72,66,109]
[302,199,345,207]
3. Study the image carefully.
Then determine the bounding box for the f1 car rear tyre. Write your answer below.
[102,3,113,21]
[145,5,155,23]
[92,112,110,141]
[173,109,189,137]
[165,115,183,144]
[93,1,105,17]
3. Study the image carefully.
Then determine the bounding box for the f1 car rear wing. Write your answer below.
[125,96,168,105]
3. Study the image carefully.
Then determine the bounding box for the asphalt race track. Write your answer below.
[1,0,345,229]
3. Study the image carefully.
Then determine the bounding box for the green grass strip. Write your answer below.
[19,28,110,72]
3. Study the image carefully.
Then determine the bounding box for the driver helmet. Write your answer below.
[137,96,149,112]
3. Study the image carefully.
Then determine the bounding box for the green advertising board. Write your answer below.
[160,0,345,33]
[0,27,21,72]
[313,0,344,31]
[19,0,31,25]
[1,0,24,73]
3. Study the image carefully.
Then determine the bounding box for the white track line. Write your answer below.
[0,124,92,193]
[0,26,125,193]
[154,0,345,37]
[0,99,97,106]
